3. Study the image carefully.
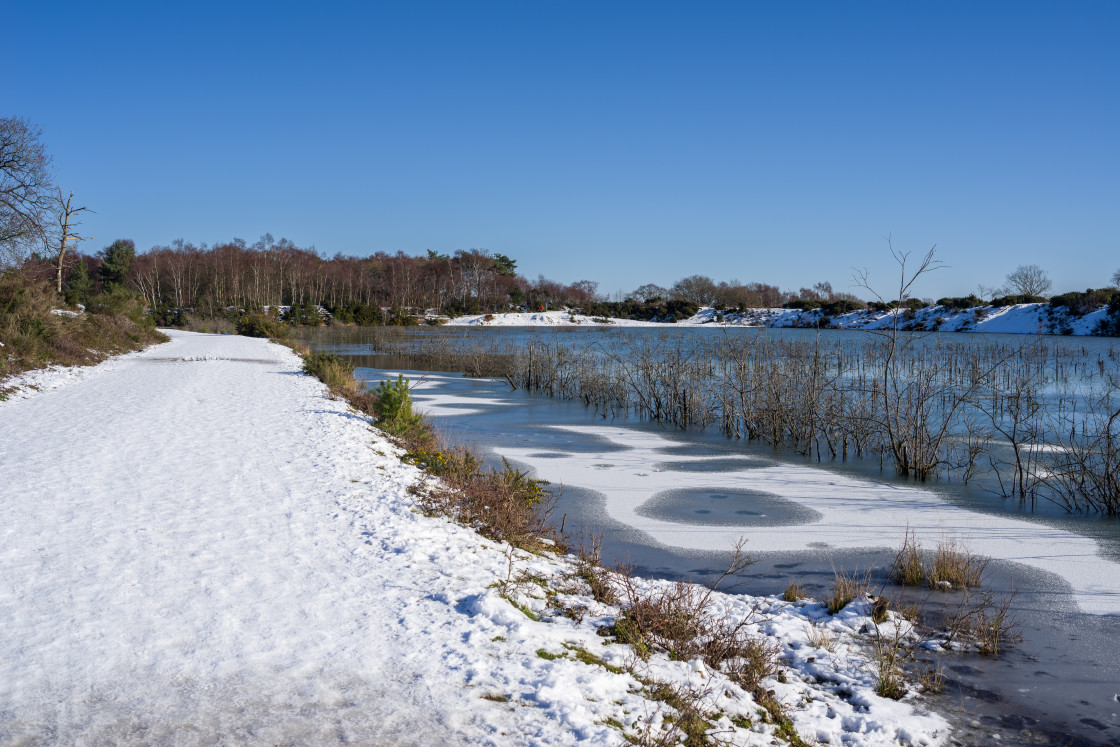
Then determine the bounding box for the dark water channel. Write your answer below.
[302,327,1120,746]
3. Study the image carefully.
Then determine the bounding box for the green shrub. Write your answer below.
[85,286,154,327]
[236,313,285,338]
[325,301,385,326]
[371,374,424,433]
[494,457,549,507]
[150,305,181,327]
[991,293,1048,307]
[821,298,866,315]
[0,275,164,377]
[386,306,420,326]
[783,298,822,310]
[1049,288,1120,316]
[936,294,985,310]
[63,259,95,306]
[98,239,135,288]
[568,298,699,323]
[1096,300,1120,336]
[284,302,323,326]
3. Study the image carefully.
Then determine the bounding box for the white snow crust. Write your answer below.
[0,332,952,745]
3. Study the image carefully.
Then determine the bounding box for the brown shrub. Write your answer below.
[573,531,617,604]
[412,442,560,551]
[604,542,778,687]
[0,275,165,381]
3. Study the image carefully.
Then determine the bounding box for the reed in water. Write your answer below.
[356,327,1120,515]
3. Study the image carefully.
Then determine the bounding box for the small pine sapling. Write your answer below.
[372,374,423,434]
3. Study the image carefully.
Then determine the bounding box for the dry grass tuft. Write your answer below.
[806,623,833,651]
[919,663,946,694]
[869,616,912,701]
[826,567,869,615]
[782,579,805,603]
[890,528,926,586]
[890,529,988,591]
[630,682,714,747]
[926,540,987,590]
[971,592,1020,655]
[176,311,237,334]
[410,443,559,552]
[573,531,617,604]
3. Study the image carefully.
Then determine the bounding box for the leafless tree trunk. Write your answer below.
[51,189,91,294]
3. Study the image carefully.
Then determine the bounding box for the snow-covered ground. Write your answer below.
[0,346,154,404]
[446,311,667,328]
[0,332,955,745]
[446,303,1115,336]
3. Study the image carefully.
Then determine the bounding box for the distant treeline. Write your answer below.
[25,237,604,316]
[27,238,809,320]
[17,236,1120,330]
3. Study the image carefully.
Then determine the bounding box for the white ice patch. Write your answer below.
[410,392,514,417]
[495,424,1120,616]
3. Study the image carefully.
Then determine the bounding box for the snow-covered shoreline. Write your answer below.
[0,332,953,745]
[446,302,1116,336]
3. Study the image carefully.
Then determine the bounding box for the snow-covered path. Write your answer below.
[1,331,957,746]
[0,332,571,744]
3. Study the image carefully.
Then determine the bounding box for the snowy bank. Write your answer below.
[447,303,1116,336]
[0,331,951,745]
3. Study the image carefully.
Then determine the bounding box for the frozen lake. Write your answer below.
[302,327,1120,746]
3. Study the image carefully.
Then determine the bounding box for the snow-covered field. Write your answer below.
[446,303,1114,336]
[0,332,956,745]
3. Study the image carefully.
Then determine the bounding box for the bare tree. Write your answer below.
[568,279,599,302]
[671,274,718,306]
[0,117,54,269]
[853,239,993,479]
[853,239,943,327]
[976,283,1001,303]
[1004,264,1052,297]
[1110,268,1120,290]
[626,283,670,303]
[50,189,92,294]
[1046,373,1120,515]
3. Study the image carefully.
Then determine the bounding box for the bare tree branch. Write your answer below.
[0,117,54,269]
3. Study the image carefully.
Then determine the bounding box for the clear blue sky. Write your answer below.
[6,1,1118,299]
